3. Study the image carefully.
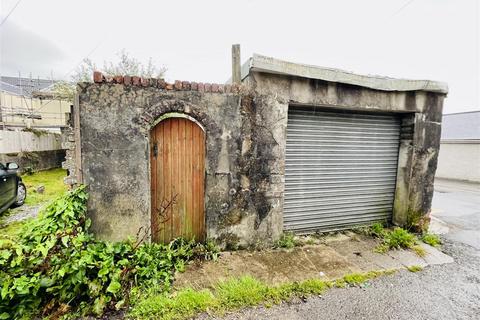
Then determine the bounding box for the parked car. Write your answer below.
[0,162,26,214]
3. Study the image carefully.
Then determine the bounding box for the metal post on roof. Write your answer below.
[232,44,241,84]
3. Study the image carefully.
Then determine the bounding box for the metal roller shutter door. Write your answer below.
[284,108,401,233]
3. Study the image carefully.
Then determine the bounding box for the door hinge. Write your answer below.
[153,143,158,157]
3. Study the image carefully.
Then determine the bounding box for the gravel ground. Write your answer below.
[1,205,41,225]
[203,239,480,320]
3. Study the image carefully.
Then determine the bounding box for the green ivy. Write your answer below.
[0,186,218,319]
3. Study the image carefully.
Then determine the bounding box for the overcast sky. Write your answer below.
[0,0,478,113]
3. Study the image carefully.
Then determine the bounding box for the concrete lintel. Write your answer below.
[242,54,448,94]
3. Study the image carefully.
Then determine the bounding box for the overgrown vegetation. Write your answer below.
[130,270,397,320]
[367,223,438,256]
[0,186,218,319]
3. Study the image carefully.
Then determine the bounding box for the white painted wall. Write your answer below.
[0,130,63,154]
[436,141,480,182]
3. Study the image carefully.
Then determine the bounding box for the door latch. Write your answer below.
[153,143,158,157]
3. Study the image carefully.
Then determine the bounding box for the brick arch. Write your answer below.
[134,98,221,138]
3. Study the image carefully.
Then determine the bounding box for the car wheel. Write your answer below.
[13,182,26,207]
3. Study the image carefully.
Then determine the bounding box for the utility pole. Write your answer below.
[232,44,241,84]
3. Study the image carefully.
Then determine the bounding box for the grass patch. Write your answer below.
[421,233,441,247]
[407,265,423,273]
[21,168,67,206]
[0,219,29,240]
[130,270,397,319]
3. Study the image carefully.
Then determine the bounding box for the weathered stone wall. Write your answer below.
[77,80,285,247]
[76,70,445,246]
[247,72,445,231]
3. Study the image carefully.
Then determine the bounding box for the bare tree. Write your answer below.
[52,50,166,101]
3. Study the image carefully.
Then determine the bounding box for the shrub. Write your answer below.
[0,186,218,319]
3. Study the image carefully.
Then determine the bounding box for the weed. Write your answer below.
[412,245,427,257]
[383,227,416,249]
[421,233,441,247]
[275,232,298,249]
[407,265,423,272]
[370,226,428,257]
[130,270,398,320]
[370,222,386,237]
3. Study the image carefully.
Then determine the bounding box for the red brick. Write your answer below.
[93,71,104,83]
[211,84,219,93]
[191,82,198,91]
[174,80,182,90]
[166,83,174,90]
[132,76,141,85]
[182,81,191,90]
[158,79,166,89]
[204,83,211,92]
[124,75,132,85]
[197,83,205,92]
[114,75,123,84]
[140,78,149,86]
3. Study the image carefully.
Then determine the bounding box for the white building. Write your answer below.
[436,111,480,183]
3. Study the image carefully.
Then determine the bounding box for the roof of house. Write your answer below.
[441,111,480,140]
[0,76,56,97]
[241,54,448,94]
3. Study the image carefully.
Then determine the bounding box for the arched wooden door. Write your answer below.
[150,117,205,243]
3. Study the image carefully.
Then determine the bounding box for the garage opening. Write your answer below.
[284,107,401,233]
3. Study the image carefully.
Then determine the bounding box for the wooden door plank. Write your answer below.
[150,128,157,242]
[157,123,165,242]
[186,120,193,239]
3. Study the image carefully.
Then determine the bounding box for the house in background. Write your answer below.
[0,76,71,132]
[0,76,70,172]
[436,111,480,183]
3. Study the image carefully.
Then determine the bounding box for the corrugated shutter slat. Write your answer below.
[284,109,400,233]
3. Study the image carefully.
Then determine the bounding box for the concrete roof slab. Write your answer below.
[243,54,448,94]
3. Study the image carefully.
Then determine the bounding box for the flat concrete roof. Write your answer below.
[241,54,448,94]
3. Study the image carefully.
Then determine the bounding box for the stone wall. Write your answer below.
[77,77,284,247]
[76,70,445,246]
